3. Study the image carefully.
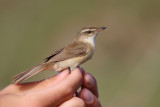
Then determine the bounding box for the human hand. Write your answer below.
[79,68,101,107]
[57,68,102,107]
[0,68,101,107]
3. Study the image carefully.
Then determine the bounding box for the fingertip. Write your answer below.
[82,73,99,97]
[84,74,95,88]
[79,88,101,107]
[79,88,94,104]
[70,68,83,80]
[67,67,83,90]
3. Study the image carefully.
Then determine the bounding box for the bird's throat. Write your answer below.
[80,34,96,48]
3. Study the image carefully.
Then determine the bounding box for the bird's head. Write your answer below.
[76,26,106,44]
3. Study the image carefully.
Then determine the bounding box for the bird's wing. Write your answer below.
[44,48,64,62]
[44,41,88,63]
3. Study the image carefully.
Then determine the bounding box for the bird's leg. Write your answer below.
[75,91,79,97]
[68,67,71,74]
[68,67,79,97]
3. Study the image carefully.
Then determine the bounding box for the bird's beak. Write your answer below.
[96,27,107,32]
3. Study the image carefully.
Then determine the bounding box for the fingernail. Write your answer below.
[83,89,94,103]
[85,74,94,87]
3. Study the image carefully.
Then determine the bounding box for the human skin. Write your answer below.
[0,68,101,107]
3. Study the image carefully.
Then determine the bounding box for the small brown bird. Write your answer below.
[12,26,106,83]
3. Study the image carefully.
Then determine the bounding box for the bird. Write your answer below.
[12,26,106,83]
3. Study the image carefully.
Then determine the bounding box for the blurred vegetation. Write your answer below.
[0,0,160,106]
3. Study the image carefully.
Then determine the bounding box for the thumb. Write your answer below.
[30,68,83,107]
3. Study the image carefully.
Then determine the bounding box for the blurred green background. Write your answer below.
[0,0,160,106]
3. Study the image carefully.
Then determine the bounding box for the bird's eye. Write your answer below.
[86,31,92,34]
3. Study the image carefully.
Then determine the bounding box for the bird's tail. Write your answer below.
[12,64,46,84]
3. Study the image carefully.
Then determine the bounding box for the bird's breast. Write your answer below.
[53,56,87,71]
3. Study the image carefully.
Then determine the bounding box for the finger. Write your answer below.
[30,68,83,107]
[59,97,85,107]
[2,69,69,94]
[79,88,101,107]
[82,73,99,97]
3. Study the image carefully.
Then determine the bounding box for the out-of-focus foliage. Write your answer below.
[0,0,160,106]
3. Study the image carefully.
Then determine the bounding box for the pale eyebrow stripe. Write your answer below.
[81,29,96,33]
